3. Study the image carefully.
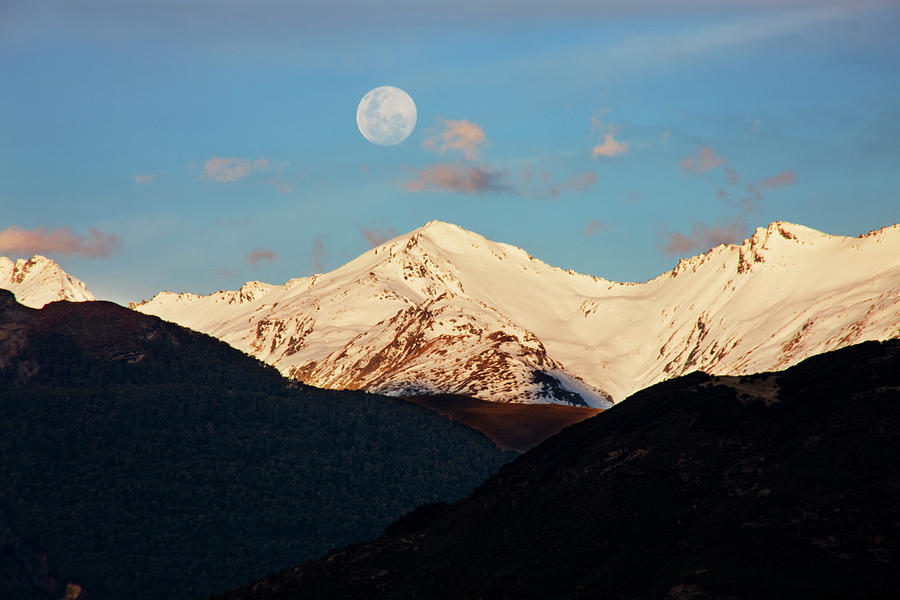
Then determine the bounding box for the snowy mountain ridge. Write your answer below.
[132,220,900,405]
[0,255,95,308]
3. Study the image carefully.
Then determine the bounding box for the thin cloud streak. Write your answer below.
[760,169,797,189]
[584,219,610,237]
[361,226,399,248]
[267,178,296,194]
[680,147,725,173]
[405,163,513,195]
[548,172,598,197]
[245,248,277,266]
[661,221,747,255]
[20,1,872,44]
[202,157,270,183]
[0,225,122,258]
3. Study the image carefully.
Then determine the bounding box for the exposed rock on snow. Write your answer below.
[133,220,900,405]
[0,255,94,308]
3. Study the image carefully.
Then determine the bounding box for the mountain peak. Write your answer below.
[134,219,900,406]
[420,219,463,232]
[0,254,95,308]
[749,221,827,245]
[412,220,488,248]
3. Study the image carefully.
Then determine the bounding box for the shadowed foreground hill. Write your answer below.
[0,291,512,600]
[215,339,900,600]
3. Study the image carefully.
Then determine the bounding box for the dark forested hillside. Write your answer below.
[214,339,900,600]
[0,291,512,600]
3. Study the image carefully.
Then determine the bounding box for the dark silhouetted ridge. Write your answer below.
[214,339,900,600]
[0,290,512,600]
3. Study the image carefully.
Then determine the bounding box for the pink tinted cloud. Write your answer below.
[0,225,122,258]
[591,131,629,157]
[519,163,552,186]
[405,163,512,195]
[266,178,296,194]
[548,171,598,197]
[679,147,725,173]
[361,226,399,248]
[584,219,610,237]
[245,248,277,266]
[424,118,487,160]
[724,168,740,185]
[760,169,796,189]
[590,117,629,158]
[661,221,747,255]
[202,157,270,183]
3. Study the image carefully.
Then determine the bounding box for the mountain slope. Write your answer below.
[213,339,900,600]
[0,290,511,600]
[134,221,900,404]
[401,394,603,452]
[0,255,94,308]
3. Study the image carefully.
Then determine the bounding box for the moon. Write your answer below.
[356,86,417,146]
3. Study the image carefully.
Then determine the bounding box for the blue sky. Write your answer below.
[2,0,898,303]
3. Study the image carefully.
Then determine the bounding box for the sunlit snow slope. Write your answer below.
[0,255,95,308]
[133,221,900,405]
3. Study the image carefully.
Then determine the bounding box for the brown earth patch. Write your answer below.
[401,394,603,452]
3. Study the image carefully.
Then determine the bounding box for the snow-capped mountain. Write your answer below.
[133,220,900,406]
[0,255,95,308]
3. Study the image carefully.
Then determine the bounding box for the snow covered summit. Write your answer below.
[134,220,900,405]
[0,255,95,308]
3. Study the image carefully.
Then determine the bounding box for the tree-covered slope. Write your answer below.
[214,339,900,600]
[0,290,512,600]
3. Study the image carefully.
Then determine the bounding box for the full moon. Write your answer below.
[356,86,417,146]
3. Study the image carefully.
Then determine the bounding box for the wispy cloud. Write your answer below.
[0,225,122,258]
[760,169,796,189]
[134,174,155,184]
[424,118,487,160]
[592,132,629,157]
[679,146,725,173]
[547,171,598,198]
[266,178,296,194]
[519,164,552,186]
[245,248,277,266]
[405,163,513,195]
[584,219,610,237]
[312,237,325,272]
[360,226,399,248]
[724,168,740,185]
[202,157,270,183]
[602,7,855,73]
[661,221,747,255]
[590,117,629,158]
[746,184,762,204]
